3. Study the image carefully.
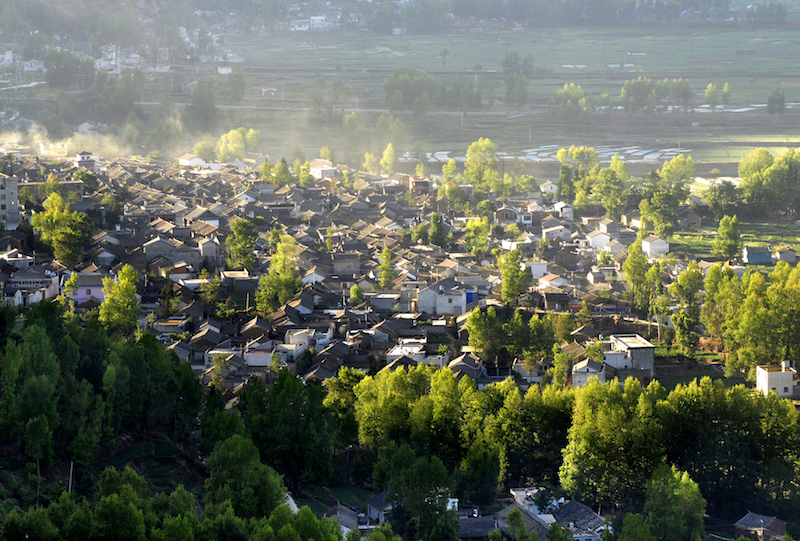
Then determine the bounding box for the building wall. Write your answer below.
[0,176,19,226]
[573,370,603,388]
[757,366,795,398]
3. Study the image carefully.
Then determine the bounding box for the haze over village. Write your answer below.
[2,1,800,541]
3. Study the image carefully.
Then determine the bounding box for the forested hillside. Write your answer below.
[1,289,799,541]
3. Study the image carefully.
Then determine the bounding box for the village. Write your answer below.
[0,142,794,540]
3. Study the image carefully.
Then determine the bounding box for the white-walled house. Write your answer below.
[178,153,206,168]
[526,259,548,278]
[757,363,796,398]
[586,230,611,249]
[554,201,574,221]
[642,235,669,259]
[572,359,606,388]
[416,279,470,316]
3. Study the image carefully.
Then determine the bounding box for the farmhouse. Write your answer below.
[742,245,772,264]
[756,362,796,398]
[734,511,786,540]
[641,235,669,259]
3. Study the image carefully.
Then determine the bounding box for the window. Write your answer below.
[448,298,453,304]
[86,289,91,295]
[785,387,789,393]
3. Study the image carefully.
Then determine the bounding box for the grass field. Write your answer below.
[671,220,800,260]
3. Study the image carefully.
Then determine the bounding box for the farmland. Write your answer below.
[135,25,800,170]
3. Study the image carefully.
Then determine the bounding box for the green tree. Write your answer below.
[185,79,217,131]
[704,180,741,220]
[205,434,287,519]
[25,414,51,505]
[411,223,429,245]
[251,371,333,490]
[199,269,221,306]
[30,193,93,267]
[429,213,448,247]
[465,138,498,189]
[505,73,529,106]
[465,307,502,371]
[501,250,533,305]
[256,234,302,314]
[74,169,99,192]
[99,264,140,334]
[705,83,718,110]
[501,51,535,77]
[623,238,651,314]
[259,160,272,181]
[620,513,656,541]
[768,85,786,114]
[363,152,379,174]
[547,524,573,541]
[380,143,396,175]
[273,160,292,187]
[319,145,333,161]
[94,493,146,541]
[215,128,250,161]
[226,217,258,270]
[193,140,216,162]
[713,215,740,260]
[379,247,396,288]
[644,465,706,541]
[721,82,731,106]
[465,217,490,254]
[350,284,364,305]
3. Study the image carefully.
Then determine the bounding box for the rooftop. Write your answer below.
[611,334,654,350]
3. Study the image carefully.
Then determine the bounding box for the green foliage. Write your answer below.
[644,465,706,541]
[199,268,221,306]
[245,371,333,490]
[184,79,217,131]
[380,143,396,175]
[713,214,740,259]
[500,249,533,305]
[99,264,140,334]
[43,48,95,88]
[411,222,429,244]
[73,169,99,192]
[505,72,529,105]
[465,307,502,368]
[768,85,786,114]
[30,193,93,266]
[623,238,651,313]
[205,434,286,518]
[350,284,364,305]
[226,217,258,270]
[384,445,460,541]
[465,138,498,190]
[502,51,535,76]
[704,179,741,220]
[620,513,655,541]
[429,213,448,247]
[555,83,592,130]
[216,127,261,161]
[705,82,718,109]
[379,247,397,288]
[256,234,302,314]
[465,217,490,254]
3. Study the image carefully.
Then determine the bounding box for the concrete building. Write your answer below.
[608,334,655,373]
[756,362,796,398]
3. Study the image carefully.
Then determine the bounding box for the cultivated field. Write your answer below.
[138,26,800,171]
